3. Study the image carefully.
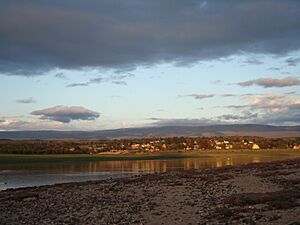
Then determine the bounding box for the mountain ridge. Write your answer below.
[0,124,300,139]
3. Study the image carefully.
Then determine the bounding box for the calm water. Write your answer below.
[0,154,298,191]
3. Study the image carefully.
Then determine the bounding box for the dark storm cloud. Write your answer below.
[1,0,300,75]
[237,77,300,88]
[31,105,100,123]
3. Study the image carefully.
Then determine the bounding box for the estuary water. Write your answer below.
[0,153,299,191]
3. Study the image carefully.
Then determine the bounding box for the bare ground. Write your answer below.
[1,158,300,225]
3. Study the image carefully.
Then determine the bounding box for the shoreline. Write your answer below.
[1,158,300,224]
[1,149,299,164]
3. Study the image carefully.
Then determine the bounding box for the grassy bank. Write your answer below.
[0,149,300,164]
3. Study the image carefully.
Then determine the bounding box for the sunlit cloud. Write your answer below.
[31,106,100,123]
[237,77,300,88]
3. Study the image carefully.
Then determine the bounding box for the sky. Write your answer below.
[0,0,300,131]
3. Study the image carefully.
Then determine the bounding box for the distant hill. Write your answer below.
[0,124,300,139]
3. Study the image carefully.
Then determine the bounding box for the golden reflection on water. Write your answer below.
[0,156,284,173]
[252,157,261,163]
[60,156,284,172]
[2,154,299,191]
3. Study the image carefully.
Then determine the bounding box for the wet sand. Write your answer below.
[0,158,300,225]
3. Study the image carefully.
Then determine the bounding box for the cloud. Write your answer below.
[211,80,222,84]
[0,112,113,130]
[111,80,127,85]
[235,93,300,125]
[268,67,281,71]
[182,94,215,100]
[224,105,250,109]
[243,58,263,65]
[221,94,238,97]
[0,117,30,130]
[185,93,259,99]
[31,106,100,123]
[286,57,300,66]
[16,97,36,104]
[218,112,258,121]
[66,82,89,88]
[66,73,133,87]
[1,0,300,75]
[54,72,67,79]
[237,76,300,88]
[285,91,297,95]
[207,93,300,125]
[260,113,300,124]
[150,93,300,126]
[199,1,208,10]
[149,118,220,126]
[240,93,257,97]
[241,93,300,112]
[0,116,102,131]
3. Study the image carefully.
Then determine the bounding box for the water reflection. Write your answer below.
[0,154,296,190]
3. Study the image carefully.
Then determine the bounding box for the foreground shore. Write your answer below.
[1,159,300,225]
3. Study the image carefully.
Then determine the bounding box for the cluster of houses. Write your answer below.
[199,140,260,150]
[131,139,261,151]
[293,144,300,150]
[131,142,166,152]
[48,136,300,154]
[1,137,300,154]
[82,138,264,153]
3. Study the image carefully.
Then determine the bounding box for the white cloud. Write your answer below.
[243,93,300,112]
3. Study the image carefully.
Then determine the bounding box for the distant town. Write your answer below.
[0,136,300,154]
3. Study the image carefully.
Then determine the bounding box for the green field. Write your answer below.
[1,149,300,164]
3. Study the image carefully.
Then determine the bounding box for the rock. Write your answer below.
[22,196,38,202]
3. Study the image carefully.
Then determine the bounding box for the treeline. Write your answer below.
[0,136,299,154]
[0,140,87,154]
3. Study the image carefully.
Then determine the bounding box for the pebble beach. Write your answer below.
[1,158,300,225]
